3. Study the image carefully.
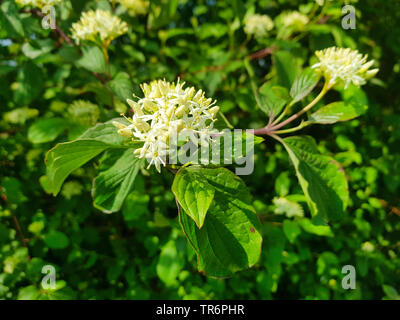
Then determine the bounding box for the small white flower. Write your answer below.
[115,80,219,172]
[244,14,274,39]
[312,47,379,88]
[71,9,128,46]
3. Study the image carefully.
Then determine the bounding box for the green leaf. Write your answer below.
[283,220,301,243]
[273,51,300,89]
[232,0,245,21]
[45,121,128,196]
[14,61,43,105]
[298,218,333,237]
[259,83,290,116]
[156,239,185,287]
[28,118,68,144]
[172,166,215,228]
[310,102,368,124]
[22,39,55,60]
[18,286,40,300]
[177,166,262,277]
[76,46,107,74]
[109,72,133,101]
[0,0,25,37]
[92,149,143,213]
[1,177,27,205]
[290,68,320,103]
[281,136,348,224]
[44,231,70,249]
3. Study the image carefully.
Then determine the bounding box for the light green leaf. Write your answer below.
[156,239,185,287]
[92,149,143,213]
[22,39,55,59]
[172,166,215,228]
[109,72,133,101]
[290,68,320,103]
[177,166,262,277]
[76,46,107,74]
[310,101,368,124]
[283,220,301,243]
[282,136,348,224]
[259,82,290,116]
[28,118,68,144]
[45,121,128,196]
[298,218,333,237]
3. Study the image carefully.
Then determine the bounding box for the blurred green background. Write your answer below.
[0,0,399,299]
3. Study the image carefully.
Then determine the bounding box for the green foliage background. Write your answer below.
[0,0,399,299]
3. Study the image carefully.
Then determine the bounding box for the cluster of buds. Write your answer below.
[244,14,274,39]
[112,0,149,16]
[280,11,309,30]
[15,0,61,8]
[70,9,128,46]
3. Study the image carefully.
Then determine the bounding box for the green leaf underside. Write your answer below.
[290,68,320,103]
[172,166,215,228]
[93,149,143,213]
[177,166,262,277]
[310,101,367,124]
[45,121,129,196]
[282,136,349,224]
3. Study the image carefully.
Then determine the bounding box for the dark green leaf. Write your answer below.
[177,166,262,277]
[0,0,25,37]
[14,61,43,105]
[273,51,300,89]
[282,136,349,224]
[44,231,69,249]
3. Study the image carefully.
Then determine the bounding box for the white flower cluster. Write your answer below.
[280,11,309,29]
[15,0,61,8]
[70,9,128,45]
[312,47,379,88]
[244,14,274,39]
[114,80,220,172]
[112,0,149,16]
